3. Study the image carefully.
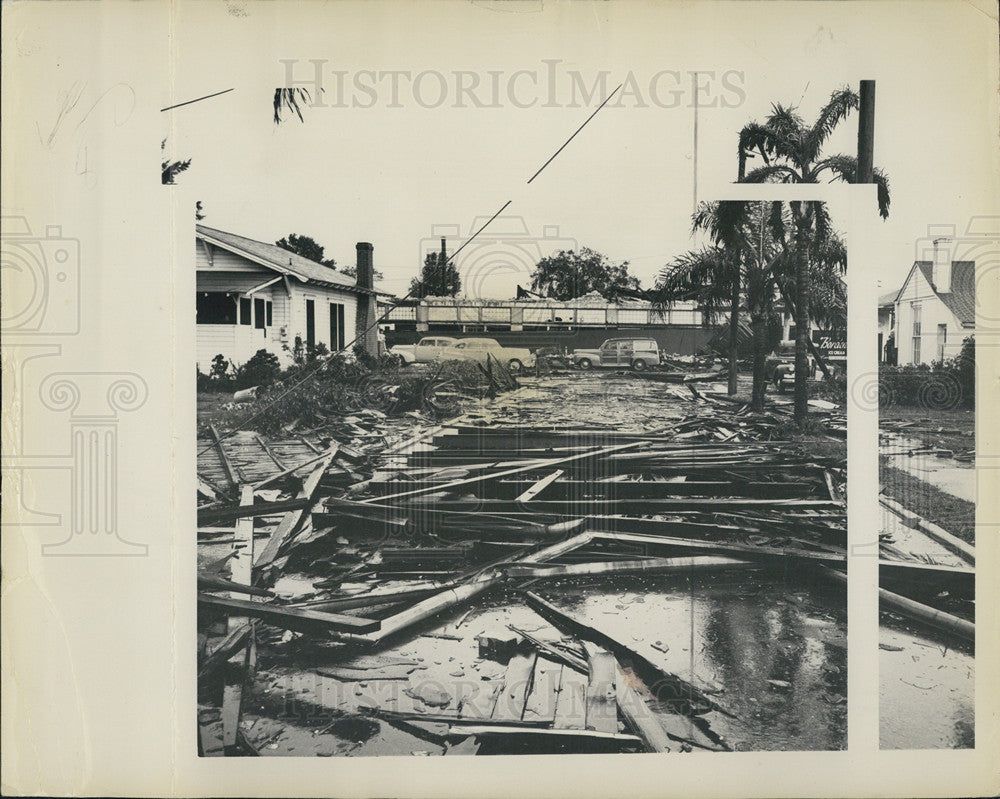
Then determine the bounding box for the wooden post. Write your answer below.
[856,80,876,183]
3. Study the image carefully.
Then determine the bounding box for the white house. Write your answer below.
[877,290,897,363]
[196,225,380,371]
[893,238,975,365]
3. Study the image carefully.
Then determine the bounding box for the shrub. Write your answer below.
[235,349,282,390]
[879,336,974,410]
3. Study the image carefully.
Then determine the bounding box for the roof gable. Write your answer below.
[196,224,357,289]
[911,260,976,326]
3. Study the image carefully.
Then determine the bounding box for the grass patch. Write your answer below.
[879,459,975,543]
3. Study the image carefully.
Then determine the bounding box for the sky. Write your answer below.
[167,0,999,301]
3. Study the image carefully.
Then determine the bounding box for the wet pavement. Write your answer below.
[881,432,975,503]
[879,615,974,749]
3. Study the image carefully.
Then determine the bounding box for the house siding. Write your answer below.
[895,267,967,365]
[196,239,361,371]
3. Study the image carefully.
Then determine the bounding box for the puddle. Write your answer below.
[238,571,846,755]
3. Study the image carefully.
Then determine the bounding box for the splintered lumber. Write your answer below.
[250,446,337,491]
[198,496,316,525]
[198,574,274,597]
[522,591,729,718]
[198,594,380,634]
[339,573,502,645]
[508,625,588,673]
[288,583,457,612]
[492,652,538,722]
[513,469,565,503]
[255,450,336,567]
[362,707,549,728]
[583,531,845,566]
[820,567,973,642]
[505,555,756,580]
[613,663,672,753]
[210,424,241,489]
[552,664,589,730]
[198,623,251,679]
[364,442,644,503]
[447,725,642,749]
[582,642,618,734]
[521,661,564,724]
[222,485,255,755]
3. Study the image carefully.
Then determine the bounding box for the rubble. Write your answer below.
[197,372,861,756]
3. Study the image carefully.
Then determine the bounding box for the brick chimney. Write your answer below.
[932,237,952,294]
[354,242,378,356]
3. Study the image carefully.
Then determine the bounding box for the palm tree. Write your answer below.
[738,86,890,422]
[652,201,785,410]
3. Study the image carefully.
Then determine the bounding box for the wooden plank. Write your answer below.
[513,469,564,503]
[198,594,381,634]
[209,424,241,489]
[255,434,288,470]
[491,652,537,722]
[521,661,563,725]
[250,445,337,490]
[255,450,335,567]
[614,663,672,753]
[505,556,756,580]
[552,664,589,730]
[448,725,641,747]
[365,442,645,504]
[222,485,254,755]
[582,642,618,734]
[197,496,315,526]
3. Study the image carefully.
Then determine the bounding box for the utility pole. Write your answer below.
[856,80,876,182]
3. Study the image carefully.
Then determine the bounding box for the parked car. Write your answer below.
[435,337,535,371]
[571,338,661,371]
[389,336,458,365]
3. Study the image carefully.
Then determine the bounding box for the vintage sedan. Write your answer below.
[435,337,535,371]
[389,336,457,365]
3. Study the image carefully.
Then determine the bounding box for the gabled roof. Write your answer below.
[897,260,976,326]
[196,224,360,290]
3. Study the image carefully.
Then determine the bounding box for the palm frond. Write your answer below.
[741,164,802,184]
[273,87,318,124]
[803,86,858,162]
[811,155,891,218]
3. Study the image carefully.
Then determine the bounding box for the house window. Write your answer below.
[265,301,273,327]
[239,297,252,326]
[196,292,237,325]
[254,298,266,330]
[911,304,922,364]
[937,323,947,362]
[305,299,316,349]
[330,303,346,351]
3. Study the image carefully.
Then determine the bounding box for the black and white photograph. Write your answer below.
[3,0,999,796]
[876,224,984,749]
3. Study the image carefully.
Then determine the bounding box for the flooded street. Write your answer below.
[881,432,975,503]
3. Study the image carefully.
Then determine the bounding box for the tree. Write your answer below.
[651,201,787,410]
[273,88,320,124]
[529,248,640,302]
[161,139,191,184]
[738,85,890,422]
[409,250,461,298]
[275,233,337,268]
[340,264,385,282]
